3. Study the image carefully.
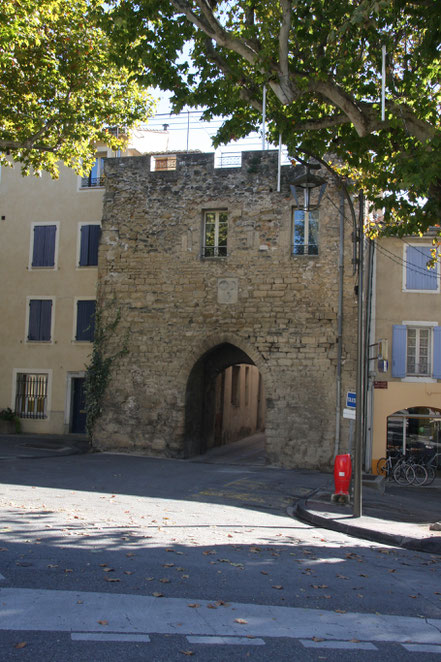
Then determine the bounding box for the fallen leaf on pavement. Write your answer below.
[312,637,324,642]
[180,651,194,656]
[187,603,200,608]
[234,618,248,624]
[160,578,170,583]
[15,642,27,649]
[207,604,217,609]
[335,609,346,614]
[272,585,283,590]
[103,568,114,573]
[152,592,164,597]
[97,620,108,625]
[105,578,120,583]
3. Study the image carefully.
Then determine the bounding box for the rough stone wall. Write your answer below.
[94,150,357,469]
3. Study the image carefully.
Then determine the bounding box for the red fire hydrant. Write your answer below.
[333,454,352,497]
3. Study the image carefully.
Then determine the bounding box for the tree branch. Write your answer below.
[0,139,56,153]
[170,0,260,64]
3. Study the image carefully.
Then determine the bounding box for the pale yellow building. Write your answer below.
[0,129,168,434]
[370,235,441,472]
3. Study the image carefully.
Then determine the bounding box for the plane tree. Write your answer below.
[106,0,441,235]
[0,0,154,177]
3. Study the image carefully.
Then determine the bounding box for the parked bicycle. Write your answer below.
[377,448,439,486]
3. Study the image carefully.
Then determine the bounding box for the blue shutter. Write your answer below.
[79,225,101,266]
[392,325,407,377]
[88,225,101,265]
[32,226,55,267]
[28,300,41,340]
[79,226,90,266]
[406,246,438,290]
[76,300,96,341]
[433,327,441,379]
[28,300,52,341]
[40,300,52,340]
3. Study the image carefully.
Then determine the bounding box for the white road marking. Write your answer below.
[300,639,378,650]
[402,644,441,653]
[0,573,5,581]
[0,588,440,646]
[187,636,265,645]
[71,633,151,642]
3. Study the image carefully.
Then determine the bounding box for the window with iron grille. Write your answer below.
[79,225,101,266]
[80,155,105,188]
[31,224,56,267]
[203,210,228,258]
[15,373,48,419]
[27,299,52,342]
[292,209,319,255]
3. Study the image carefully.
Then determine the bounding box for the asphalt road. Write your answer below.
[0,451,440,661]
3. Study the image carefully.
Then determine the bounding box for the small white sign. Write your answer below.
[343,407,356,420]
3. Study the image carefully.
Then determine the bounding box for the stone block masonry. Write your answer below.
[94,150,357,469]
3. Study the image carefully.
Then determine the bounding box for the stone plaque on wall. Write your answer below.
[217,278,238,304]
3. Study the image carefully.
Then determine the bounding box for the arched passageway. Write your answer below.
[184,343,266,460]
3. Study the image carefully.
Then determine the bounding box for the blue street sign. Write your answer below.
[346,391,356,409]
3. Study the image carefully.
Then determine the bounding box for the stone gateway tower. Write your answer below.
[94,150,357,469]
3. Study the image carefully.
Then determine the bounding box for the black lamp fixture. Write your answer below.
[290,161,327,211]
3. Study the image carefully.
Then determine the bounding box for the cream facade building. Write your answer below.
[0,130,168,435]
[370,235,441,471]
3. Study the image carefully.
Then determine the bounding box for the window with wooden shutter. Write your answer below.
[28,299,52,341]
[404,246,438,291]
[32,225,56,267]
[79,225,101,266]
[76,300,96,341]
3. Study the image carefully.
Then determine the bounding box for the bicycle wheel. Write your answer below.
[411,464,428,486]
[377,457,387,476]
[405,464,416,485]
[424,465,436,486]
[393,462,410,485]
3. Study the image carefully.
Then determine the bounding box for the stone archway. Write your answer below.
[184,342,266,459]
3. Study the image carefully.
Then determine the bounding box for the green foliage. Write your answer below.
[0,0,155,177]
[84,305,128,438]
[106,0,441,236]
[0,408,22,433]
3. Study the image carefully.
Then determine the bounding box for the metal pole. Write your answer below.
[186,111,190,152]
[353,192,364,517]
[262,85,266,149]
[277,134,282,192]
[334,191,345,457]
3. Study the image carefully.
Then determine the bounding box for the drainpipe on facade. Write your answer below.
[334,191,345,457]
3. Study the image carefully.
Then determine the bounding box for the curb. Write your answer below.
[294,499,441,555]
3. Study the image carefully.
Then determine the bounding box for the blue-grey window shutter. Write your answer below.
[391,325,407,377]
[79,226,89,266]
[76,300,96,341]
[79,225,101,266]
[88,225,100,265]
[32,226,55,267]
[406,246,438,290]
[28,300,41,339]
[28,300,52,341]
[433,327,441,379]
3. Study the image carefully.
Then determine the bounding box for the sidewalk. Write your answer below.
[295,478,441,555]
[0,433,89,459]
